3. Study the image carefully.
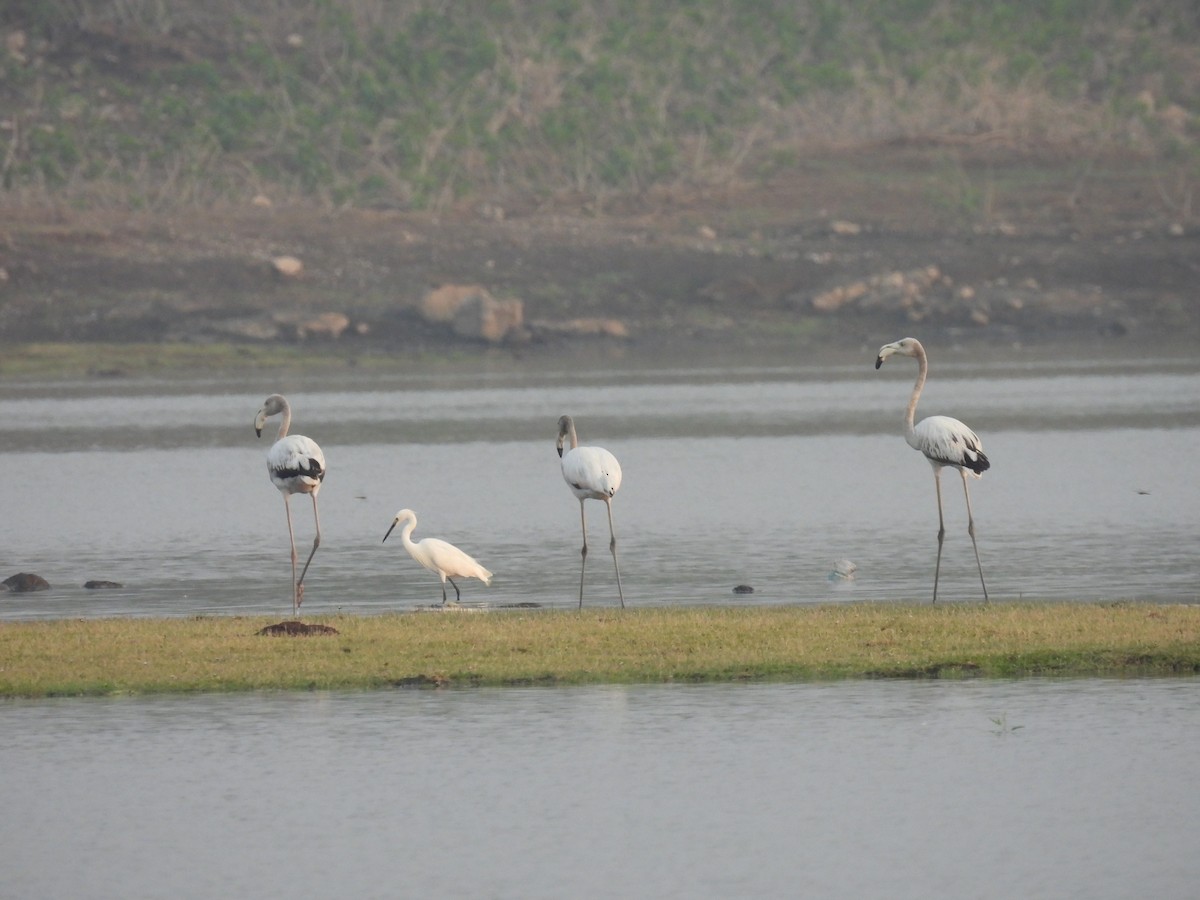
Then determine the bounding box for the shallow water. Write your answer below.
[1,347,1198,617]
[2,679,1198,899]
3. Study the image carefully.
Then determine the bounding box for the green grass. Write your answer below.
[2,1,1196,209]
[2,603,1197,697]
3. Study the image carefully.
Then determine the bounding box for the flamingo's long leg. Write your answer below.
[284,495,299,617]
[605,499,624,609]
[961,471,989,602]
[295,492,322,610]
[578,500,589,609]
[932,470,946,605]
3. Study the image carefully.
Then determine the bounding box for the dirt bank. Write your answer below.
[1,152,1197,367]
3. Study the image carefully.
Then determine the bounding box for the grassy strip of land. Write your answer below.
[2,603,1198,697]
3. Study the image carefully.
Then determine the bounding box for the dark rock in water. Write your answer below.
[2,572,51,592]
[84,580,124,589]
[732,584,755,594]
[256,621,340,636]
[498,602,542,608]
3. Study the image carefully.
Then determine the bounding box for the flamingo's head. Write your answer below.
[875,337,922,369]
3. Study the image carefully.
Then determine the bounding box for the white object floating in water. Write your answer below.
[828,560,858,585]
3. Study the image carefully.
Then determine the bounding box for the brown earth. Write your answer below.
[256,621,340,636]
[1,150,1197,366]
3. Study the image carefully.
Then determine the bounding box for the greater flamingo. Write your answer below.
[556,414,624,608]
[254,394,325,616]
[875,338,989,603]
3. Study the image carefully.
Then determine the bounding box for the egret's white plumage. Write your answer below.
[875,337,989,603]
[255,393,325,616]
[382,508,493,606]
[556,414,624,608]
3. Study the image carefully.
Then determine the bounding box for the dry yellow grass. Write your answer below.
[2,603,1197,697]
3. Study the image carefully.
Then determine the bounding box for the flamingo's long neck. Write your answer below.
[904,345,928,446]
[276,402,292,441]
[566,421,579,450]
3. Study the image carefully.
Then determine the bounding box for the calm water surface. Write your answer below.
[3,348,1199,898]
[2,679,1198,899]
[1,346,1197,616]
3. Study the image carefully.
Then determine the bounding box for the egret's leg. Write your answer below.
[283,495,299,617]
[295,492,322,610]
[440,577,448,606]
[932,471,946,605]
[448,577,462,604]
[961,471,989,602]
[578,500,589,609]
[605,499,625,609]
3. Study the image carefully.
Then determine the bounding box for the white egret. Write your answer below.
[383,508,493,606]
[255,394,325,617]
[875,337,989,603]
[556,414,624,608]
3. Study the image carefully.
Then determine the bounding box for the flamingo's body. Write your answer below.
[875,338,989,603]
[255,394,325,616]
[383,508,493,606]
[557,414,624,608]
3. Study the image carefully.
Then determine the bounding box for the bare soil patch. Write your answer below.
[2,151,1197,366]
[256,621,340,637]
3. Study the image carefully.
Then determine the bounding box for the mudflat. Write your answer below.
[2,150,1197,374]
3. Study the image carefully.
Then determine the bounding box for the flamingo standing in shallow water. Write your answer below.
[255,394,325,616]
[383,508,493,606]
[875,338,990,603]
[557,414,624,608]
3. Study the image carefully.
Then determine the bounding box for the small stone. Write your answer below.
[271,256,303,278]
[422,284,492,324]
[811,287,846,312]
[2,572,50,592]
[292,311,350,340]
[452,292,524,343]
